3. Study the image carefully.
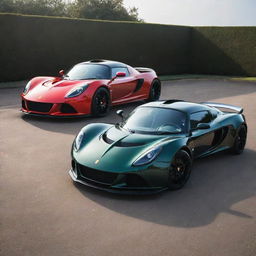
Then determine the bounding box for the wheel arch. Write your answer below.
[241,122,247,131]
[151,78,161,88]
[90,85,111,117]
[91,85,111,102]
[161,138,192,163]
[180,146,193,160]
[234,121,247,137]
[146,78,161,102]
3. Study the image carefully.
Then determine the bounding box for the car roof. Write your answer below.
[78,59,127,68]
[142,100,212,114]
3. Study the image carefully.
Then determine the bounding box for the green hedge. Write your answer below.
[0,13,190,81]
[191,27,256,76]
[0,13,255,82]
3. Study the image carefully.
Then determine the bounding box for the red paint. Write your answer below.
[21,62,159,117]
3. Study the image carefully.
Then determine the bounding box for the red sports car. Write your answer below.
[21,60,161,117]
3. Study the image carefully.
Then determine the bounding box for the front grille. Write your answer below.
[77,163,118,185]
[126,174,148,187]
[60,103,77,114]
[26,101,53,113]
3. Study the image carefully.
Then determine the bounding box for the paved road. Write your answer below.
[1,79,256,256]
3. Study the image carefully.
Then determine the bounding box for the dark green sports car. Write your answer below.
[69,100,247,194]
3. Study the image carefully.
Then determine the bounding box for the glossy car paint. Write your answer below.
[21,61,159,117]
[69,101,247,194]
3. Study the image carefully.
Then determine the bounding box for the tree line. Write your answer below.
[0,0,142,22]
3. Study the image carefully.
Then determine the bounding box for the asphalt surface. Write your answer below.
[0,79,256,256]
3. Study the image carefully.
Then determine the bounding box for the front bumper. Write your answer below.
[21,98,90,117]
[68,165,167,195]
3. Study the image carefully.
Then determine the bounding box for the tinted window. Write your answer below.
[111,67,129,78]
[122,107,187,134]
[210,109,219,119]
[190,111,212,129]
[67,64,110,80]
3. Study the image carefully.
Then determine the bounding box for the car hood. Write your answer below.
[24,78,101,103]
[74,126,184,172]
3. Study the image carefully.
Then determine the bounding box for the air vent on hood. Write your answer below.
[102,133,145,147]
[102,133,114,144]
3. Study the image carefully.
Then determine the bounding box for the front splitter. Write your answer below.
[68,169,166,195]
[21,109,89,118]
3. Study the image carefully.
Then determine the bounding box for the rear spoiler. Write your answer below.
[134,67,154,73]
[201,102,243,114]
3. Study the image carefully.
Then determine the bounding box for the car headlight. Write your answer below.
[133,146,162,166]
[23,81,31,94]
[74,129,85,151]
[65,84,89,98]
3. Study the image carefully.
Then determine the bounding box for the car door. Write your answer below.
[110,67,138,102]
[188,110,215,157]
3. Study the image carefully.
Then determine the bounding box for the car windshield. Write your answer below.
[121,107,187,134]
[66,64,111,80]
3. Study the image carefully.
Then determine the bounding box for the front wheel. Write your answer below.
[91,87,110,117]
[231,124,247,154]
[168,150,192,190]
[146,79,161,102]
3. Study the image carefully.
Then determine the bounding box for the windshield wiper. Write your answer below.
[120,124,135,134]
[127,128,135,134]
[73,77,98,80]
[155,131,181,135]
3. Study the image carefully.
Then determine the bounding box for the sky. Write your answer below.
[123,0,256,26]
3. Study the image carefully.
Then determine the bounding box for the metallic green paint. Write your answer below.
[69,100,247,193]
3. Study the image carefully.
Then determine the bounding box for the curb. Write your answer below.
[0,80,28,89]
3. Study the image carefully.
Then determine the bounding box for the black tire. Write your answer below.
[168,150,192,190]
[91,87,110,117]
[146,79,161,102]
[231,124,247,155]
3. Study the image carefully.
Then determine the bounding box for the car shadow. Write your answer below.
[21,101,142,135]
[72,148,256,228]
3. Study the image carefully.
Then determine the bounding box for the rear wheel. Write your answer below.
[146,79,161,102]
[231,124,247,154]
[168,150,192,190]
[91,87,110,117]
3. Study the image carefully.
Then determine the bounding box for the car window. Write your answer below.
[210,109,219,119]
[190,111,212,129]
[111,67,129,78]
[122,107,187,134]
[67,64,111,80]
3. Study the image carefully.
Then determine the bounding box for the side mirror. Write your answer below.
[116,72,126,78]
[107,72,126,85]
[59,70,65,77]
[116,110,124,121]
[196,123,210,130]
